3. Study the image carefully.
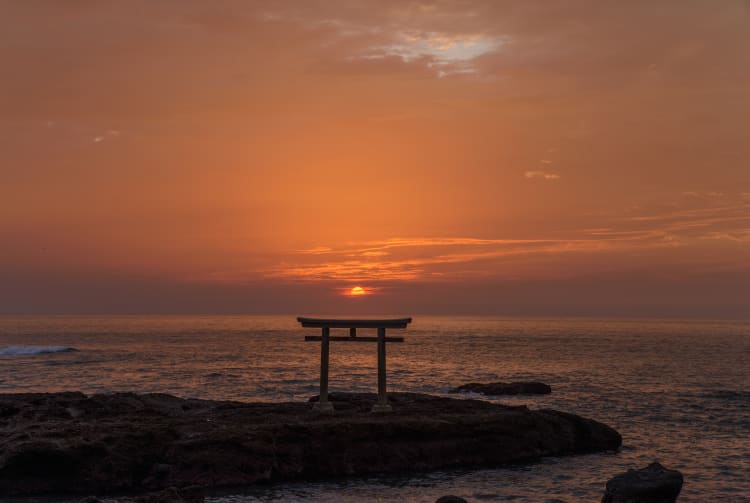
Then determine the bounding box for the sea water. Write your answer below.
[1,315,748,502]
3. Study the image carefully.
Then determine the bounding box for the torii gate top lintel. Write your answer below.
[297,317,412,329]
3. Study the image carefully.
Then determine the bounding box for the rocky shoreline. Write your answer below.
[0,391,621,497]
[76,462,686,503]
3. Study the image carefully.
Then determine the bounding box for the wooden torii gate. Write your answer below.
[297,317,412,413]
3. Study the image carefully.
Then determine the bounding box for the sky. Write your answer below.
[1,0,749,317]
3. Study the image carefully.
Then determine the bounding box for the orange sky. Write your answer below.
[1,1,749,317]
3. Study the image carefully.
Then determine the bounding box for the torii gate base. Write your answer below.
[297,317,412,413]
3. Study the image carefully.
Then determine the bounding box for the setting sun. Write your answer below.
[349,286,367,297]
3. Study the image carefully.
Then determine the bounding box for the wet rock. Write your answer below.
[451,381,552,395]
[0,391,620,497]
[601,462,683,503]
[78,486,203,503]
[132,486,204,503]
[435,496,468,503]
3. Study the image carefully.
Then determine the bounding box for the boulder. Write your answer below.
[451,382,552,395]
[601,462,683,503]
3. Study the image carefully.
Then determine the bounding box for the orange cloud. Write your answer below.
[257,195,749,283]
[525,171,560,180]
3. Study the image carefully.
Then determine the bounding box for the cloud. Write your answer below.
[92,129,120,143]
[614,193,750,248]
[700,231,750,242]
[525,170,560,180]
[377,32,502,62]
[297,246,333,254]
[682,191,725,200]
[255,192,750,284]
[353,250,390,257]
[262,232,679,283]
[362,32,504,76]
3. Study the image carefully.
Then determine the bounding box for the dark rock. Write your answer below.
[133,486,204,503]
[435,496,469,503]
[0,391,620,497]
[601,462,683,503]
[451,381,552,395]
[78,486,203,503]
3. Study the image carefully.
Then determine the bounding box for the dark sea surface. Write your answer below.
[1,315,748,502]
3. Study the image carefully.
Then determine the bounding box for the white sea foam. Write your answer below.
[0,345,77,356]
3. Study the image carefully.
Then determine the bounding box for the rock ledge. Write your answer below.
[0,391,620,496]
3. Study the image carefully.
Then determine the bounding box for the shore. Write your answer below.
[0,391,620,498]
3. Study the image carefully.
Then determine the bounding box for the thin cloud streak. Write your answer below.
[265,235,678,283]
[525,171,560,180]
[259,197,750,283]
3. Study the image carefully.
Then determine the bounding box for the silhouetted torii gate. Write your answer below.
[297,317,412,413]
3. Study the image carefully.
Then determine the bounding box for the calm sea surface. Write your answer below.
[1,316,748,502]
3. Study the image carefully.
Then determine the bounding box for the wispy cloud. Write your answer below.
[256,194,750,283]
[700,230,750,242]
[383,32,503,63]
[189,192,749,285]
[682,191,725,200]
[349,32,503,77]
[525,170,560,180]
[300,10,505,78]
[352,250,390,258]
[93,129,120,143]
[296,246,333,254]
[264,234,678,283]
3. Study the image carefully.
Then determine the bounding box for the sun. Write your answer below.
[349,286,367,297]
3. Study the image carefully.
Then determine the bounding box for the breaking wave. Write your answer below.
[0,345,77,356]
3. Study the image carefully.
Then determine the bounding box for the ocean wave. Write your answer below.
[0,345,77,356]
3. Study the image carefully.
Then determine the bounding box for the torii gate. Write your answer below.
[297,317,412,413]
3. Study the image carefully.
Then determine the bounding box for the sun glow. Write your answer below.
[349,286,367,297]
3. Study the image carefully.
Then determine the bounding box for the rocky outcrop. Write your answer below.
[435,496,468,503]
[0,391,620,497]
[601,462,683,503]
[451,381,552,395]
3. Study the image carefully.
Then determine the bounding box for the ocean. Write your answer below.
[1,315,748,502]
